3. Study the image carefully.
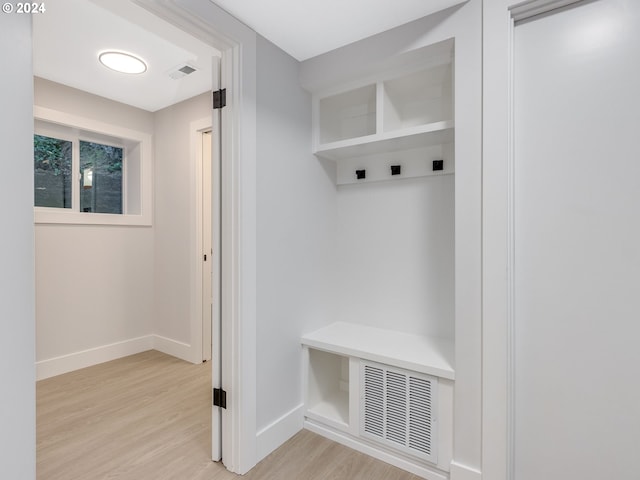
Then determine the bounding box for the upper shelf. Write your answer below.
[301,321,455,380]
[313,61,453,162]
[315,120,454,161]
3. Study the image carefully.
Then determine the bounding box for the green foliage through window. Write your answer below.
[33,135,124,214]
[34,134,72,208]
[80,141,123,214]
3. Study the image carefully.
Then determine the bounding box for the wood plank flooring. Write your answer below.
[37,350,421,480]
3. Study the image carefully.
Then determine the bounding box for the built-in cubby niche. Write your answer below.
[302,322,455,472]
[319,84,377,144]
[304,38,456,479]
[306,349,350,430]
[313,43,454,185]
[382,64,452,133]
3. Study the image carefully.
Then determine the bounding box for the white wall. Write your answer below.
[0,13,36,480]
[300,2,482,476]
[34,78,155,378]
[255,35,338,450]
[34,78,154,133]
[34,79,215,374]
[154,92,211,356]
[336,175,455,338]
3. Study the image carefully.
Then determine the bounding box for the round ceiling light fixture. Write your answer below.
[98,51,147,74]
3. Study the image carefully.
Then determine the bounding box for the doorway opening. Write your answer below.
[191,120,219,369]
[32,0,224,472]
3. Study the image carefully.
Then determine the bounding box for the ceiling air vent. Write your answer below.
[361,362,437,464]
[169,64,197,80]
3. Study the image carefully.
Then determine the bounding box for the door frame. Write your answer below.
[482,1,584,480]
[201,129,213,363]
[133,0,258,474]
[190,120,213,365]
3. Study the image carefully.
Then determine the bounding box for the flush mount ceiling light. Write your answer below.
[98,51,147,74]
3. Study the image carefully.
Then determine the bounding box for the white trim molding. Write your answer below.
[35,335,153,380]
[152,335,192,363]
[510,0,583,22]
[482,3,518,479]
[35,334,199,381]
[305,420,448,480]
[256,404,304,462]
[450,461,482,480]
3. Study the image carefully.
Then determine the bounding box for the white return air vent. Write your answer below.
[361,362,438,464]
[168,64,197,80]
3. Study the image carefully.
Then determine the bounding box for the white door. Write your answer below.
[513,1,640,479]
[211,56,223,463]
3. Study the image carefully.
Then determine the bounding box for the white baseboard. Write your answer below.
[450,461,482,480]
[36,335,154,380]
[152,334,194,363]
[256,404,304,462]
[305,420,448,480]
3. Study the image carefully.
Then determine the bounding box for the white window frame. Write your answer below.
[34,106,152,226]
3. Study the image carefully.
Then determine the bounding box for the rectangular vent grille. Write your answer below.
[361,363,437,463]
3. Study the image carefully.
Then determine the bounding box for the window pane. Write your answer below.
[80,141,123,214]
[34,134,72,208]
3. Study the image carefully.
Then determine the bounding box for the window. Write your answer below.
[34,106,152,226]
[79,141,124,214]
[34,135,124,214]
[34,134,72,209]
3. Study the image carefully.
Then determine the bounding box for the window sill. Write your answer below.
[34,208,151,227]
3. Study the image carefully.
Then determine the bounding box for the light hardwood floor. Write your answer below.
[37,350,421,480]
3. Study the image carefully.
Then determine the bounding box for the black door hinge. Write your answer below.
[213,387,227,409]
[213,89,226,109]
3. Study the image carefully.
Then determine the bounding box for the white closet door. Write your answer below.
[514,1,640,479]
